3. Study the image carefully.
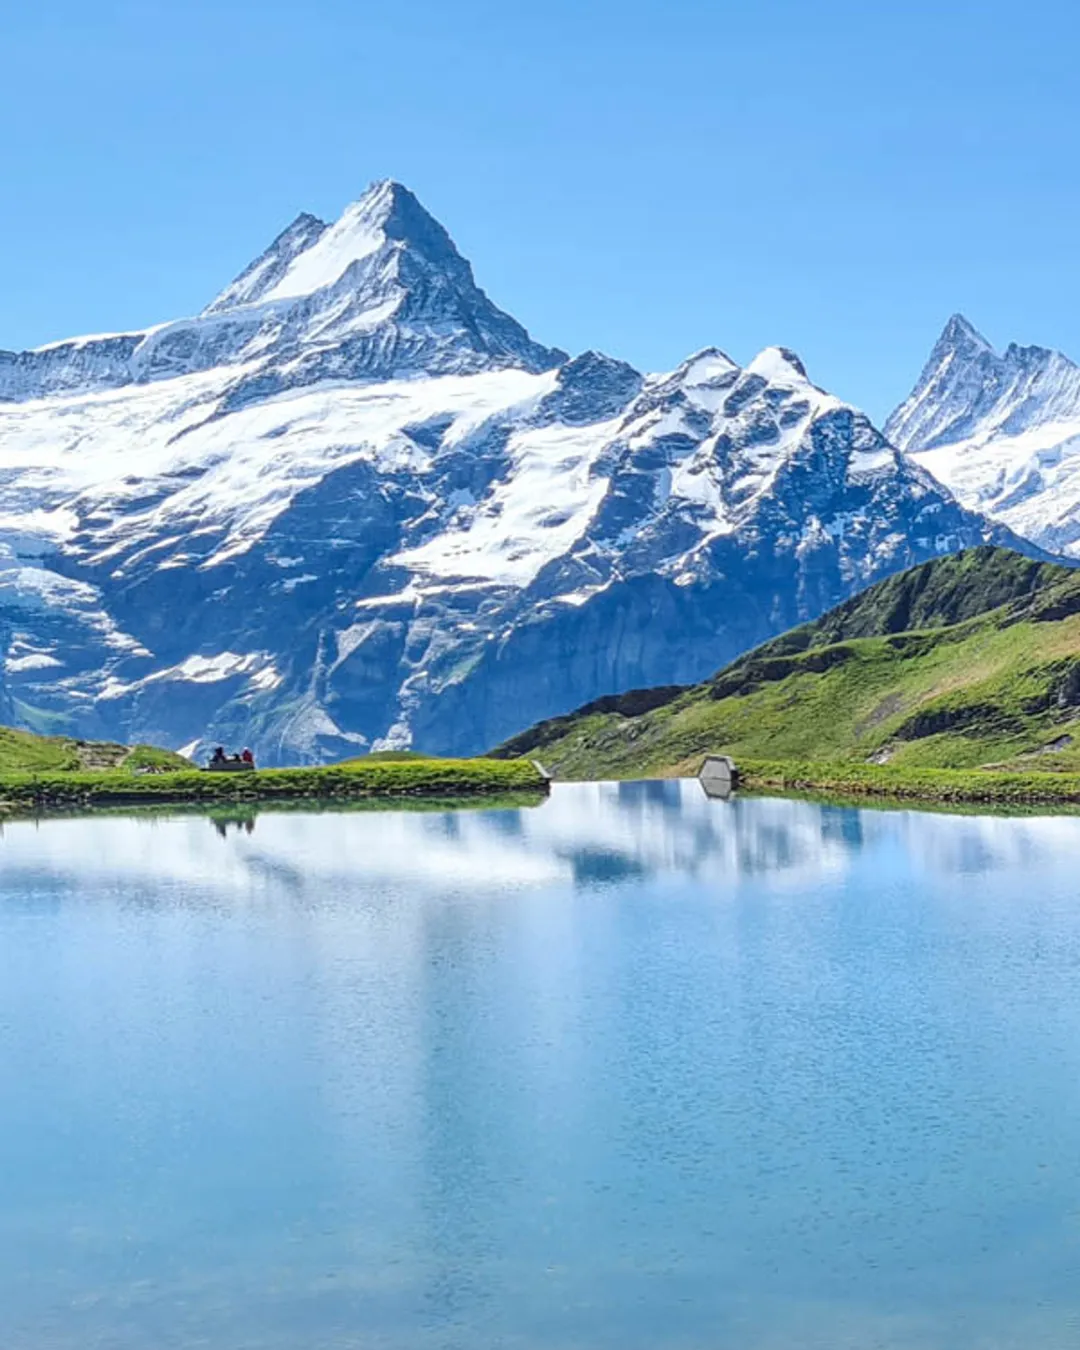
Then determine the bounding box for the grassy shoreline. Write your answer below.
[0,757,550,818]
[734,758,1080,806]
[14,745,1080,819]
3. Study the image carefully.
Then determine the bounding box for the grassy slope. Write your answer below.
[0,756,548,815]
[0,728,191,774]
[494,546,1080,784]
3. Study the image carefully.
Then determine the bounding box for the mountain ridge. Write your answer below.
[887,315,1080,555]
[0,180,565,405]
[0,187,1052,763]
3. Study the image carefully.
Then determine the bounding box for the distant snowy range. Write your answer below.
[0,180,1076,763]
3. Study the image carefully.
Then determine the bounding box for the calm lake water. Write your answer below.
[4,781,1080,1349]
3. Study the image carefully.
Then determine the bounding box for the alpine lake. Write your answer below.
[4,780,1080,1349]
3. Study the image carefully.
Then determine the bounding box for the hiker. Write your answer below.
[210,746,226,765]
[241,748,255,767]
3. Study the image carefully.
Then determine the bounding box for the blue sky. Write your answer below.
[2,0,1078,421]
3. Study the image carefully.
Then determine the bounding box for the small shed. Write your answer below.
[698,754,739,799]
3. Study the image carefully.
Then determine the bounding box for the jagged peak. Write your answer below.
[923,315,1075,377]
[745,346,809,384]
[885,307,1080,463]
[558,349,641,380]
[322,180,465,270]
[284,210,327,234]
[934,313,995,360]
[203,211,330,315]
[233,183,403,306]
[204,181,468,315]
[1000,338,1078,374]
[362,180,457,251]
[916,315,1080,389]
[535,349,641,425]
[670,347,740,385]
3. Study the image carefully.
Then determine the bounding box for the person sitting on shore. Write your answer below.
[241,748,255,767]
[210,746,226,765]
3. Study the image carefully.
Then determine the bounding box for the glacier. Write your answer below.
[887,314,1080,557]
[0,183,1039,763]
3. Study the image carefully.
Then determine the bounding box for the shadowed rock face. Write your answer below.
[0,188,1047,764]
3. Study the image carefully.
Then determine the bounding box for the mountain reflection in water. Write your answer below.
[0,779,1072,899]
[4,782,1080,1350]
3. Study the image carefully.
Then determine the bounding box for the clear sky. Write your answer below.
[3,0,1078,421]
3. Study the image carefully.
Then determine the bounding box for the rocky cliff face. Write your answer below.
[0,186,1042,762]
[887,315,1080,556]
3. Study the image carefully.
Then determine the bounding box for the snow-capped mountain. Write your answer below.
[0,185,1039,762]
[0,180,562,407]
[886,315,1080,555]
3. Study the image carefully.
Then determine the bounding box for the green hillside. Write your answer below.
[0,727,190,774]
[494,547,1080,780]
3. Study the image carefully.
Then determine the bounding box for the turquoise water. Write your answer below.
[4,782,1080,1349]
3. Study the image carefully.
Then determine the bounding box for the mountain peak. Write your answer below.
[884,316,1000,454]
[671,347,739,384]
[357,179,469,273]
[190,179,568,381]
[328,180,457,254]
[745,346,810,383]
[935,313,994,358]
[885,314,1080,554]
[204,180,467,315]
[203,211,330,314]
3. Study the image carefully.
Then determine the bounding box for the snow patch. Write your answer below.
[257,185,395,304]
[395,417,620,585]
[98,651,280,700]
